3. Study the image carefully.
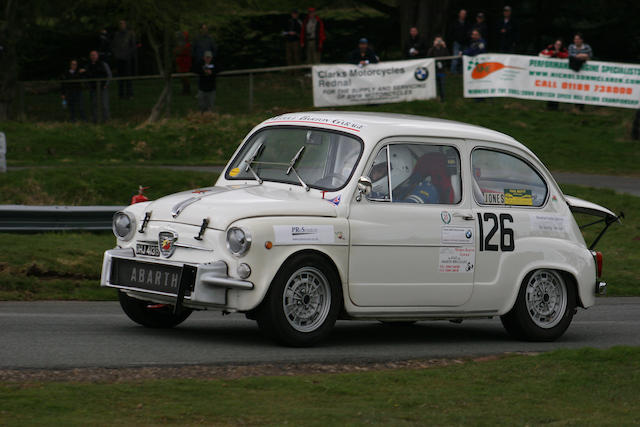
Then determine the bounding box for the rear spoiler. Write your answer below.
[564,195,624,250]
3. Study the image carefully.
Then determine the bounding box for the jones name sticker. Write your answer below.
[439,247,475,273]
[441,226,474,245]
[274,225,335,244]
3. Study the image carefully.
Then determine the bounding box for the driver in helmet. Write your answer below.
[368,146,440,203]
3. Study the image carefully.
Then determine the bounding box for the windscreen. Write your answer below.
[226,127,362,191]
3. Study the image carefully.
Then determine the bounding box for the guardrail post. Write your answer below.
[0,132,6,173]
[248,72,254,111]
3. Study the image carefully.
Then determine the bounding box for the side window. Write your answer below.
[472,149,548,207]
[388,144,462,205]
[367,147,390,201]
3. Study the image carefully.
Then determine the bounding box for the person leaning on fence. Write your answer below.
[284,9,302,66]
[463,29,487,57]
[349,38,379,67]
[449,9,469,74]
[427,36,450,102]
[83,50,111,123]
[539,39,568,111]
[111,20,136,99]
[174,30,193,95]
[301,7,325,64]
[197,51,217,113]
[61,59,87,123]
[568,33,593,112]
[406,27,426,59]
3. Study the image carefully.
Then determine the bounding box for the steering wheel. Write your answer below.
[314,173,348,188]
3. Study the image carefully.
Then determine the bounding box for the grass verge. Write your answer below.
[0,347,638,425]
[0,185,637,300]
[3,75,640,175]
[0,167,218,205]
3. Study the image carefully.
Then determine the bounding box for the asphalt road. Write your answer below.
[1,298,638,370]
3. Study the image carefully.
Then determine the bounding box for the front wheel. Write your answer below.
[501,269,576,341]
[118,291,192,328]
[256,254,342,347]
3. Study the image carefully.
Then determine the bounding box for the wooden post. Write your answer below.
[96,83,102,124]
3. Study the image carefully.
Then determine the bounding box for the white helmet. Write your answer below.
[370,145,415,194]
[388,145,415,190]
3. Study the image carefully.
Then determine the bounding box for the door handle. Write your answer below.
[453,212,475,221]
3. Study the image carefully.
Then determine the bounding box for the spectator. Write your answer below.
[497,5,519,53]
[406,27,426,59]
[568,33,592,111]
[111,20,136,99]
[349,38,379,66]
[301,7,326,64]
[61,59,86,122]
[449,9,469,74]
[463,29,487,56]
[98,28,112,65]
[284,9,302,66]
[192,24,217,70]
[197,51,217,113]
[540,39,568,110]
[84,50,111,123]
[174,31,192,95]
[427,36,450,102]
[470,12,488,40]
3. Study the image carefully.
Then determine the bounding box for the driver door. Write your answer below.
[348,141,474,307]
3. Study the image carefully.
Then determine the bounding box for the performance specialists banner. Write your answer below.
[312,58,436,107]
[463,54,640,108]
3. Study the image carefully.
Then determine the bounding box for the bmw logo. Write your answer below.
[414,67,429,81]
[465,230,473,239]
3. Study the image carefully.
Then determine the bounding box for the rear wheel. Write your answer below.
[501,269,575,341]
[118,291,192,328]
[257,254,342,347]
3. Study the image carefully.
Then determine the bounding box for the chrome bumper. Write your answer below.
[100,248,253,307]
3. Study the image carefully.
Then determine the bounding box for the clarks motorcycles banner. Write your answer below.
[312,58,437,107]
[463,54,640,108]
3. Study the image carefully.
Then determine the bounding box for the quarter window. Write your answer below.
[472,149,547,207]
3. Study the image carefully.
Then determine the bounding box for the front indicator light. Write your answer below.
[237,263,251,279]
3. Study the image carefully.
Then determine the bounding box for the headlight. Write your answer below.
[226,227,251,257]
[112,211,136,241]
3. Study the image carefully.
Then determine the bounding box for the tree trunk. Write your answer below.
[0,0,21,121]
[399,0,451,55]
[144,26,172,124]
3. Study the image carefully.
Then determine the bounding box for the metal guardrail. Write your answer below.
[0,205,123,231]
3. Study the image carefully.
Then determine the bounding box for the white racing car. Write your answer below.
[101,112,619,346]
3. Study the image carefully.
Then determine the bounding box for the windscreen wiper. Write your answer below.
[286,146,309,191]
[244,143,264,184]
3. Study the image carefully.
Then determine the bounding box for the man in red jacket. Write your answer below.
[539,39,568,110]
[300,7,326,64]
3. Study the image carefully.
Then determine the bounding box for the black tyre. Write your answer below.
[501,269,576,341]
[118,291,192,328]
[256,254,342,347]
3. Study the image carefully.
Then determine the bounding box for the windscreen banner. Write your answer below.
[463,54,640,108]
[312,58,437,107]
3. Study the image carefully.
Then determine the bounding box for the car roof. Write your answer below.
[258,111,530,153]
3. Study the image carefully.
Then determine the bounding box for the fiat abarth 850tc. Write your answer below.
[101,111,618,346]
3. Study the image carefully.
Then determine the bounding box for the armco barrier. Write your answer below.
[0,205,124,231]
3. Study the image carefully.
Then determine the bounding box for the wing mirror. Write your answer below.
[356,176,373,201]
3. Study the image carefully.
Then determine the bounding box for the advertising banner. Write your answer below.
[463,54,640,108]
[312,58,436,107]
